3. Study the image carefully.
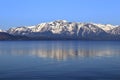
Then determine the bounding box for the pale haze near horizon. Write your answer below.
[0,0,120,30]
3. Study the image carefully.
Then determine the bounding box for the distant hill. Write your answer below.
[0,32,15,40]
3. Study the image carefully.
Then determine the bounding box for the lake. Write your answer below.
[0,41,120,80]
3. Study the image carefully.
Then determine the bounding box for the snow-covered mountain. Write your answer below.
[8,20,78,36]
[1,20,119,40]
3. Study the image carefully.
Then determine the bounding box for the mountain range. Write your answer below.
[0,20,120,40]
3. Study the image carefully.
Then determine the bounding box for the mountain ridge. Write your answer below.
[0,20,120,40]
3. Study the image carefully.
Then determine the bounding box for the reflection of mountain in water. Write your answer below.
[0,41,120,60]
[29,48,120,60]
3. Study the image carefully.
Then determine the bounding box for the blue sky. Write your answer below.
[0,0,120,30]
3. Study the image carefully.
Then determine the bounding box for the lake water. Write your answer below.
[0,41,120,80]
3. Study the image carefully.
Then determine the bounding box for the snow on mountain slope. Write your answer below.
[92,23,117,31]
[78,23,107,38]
[8,27,31,35]
[108,26,120,35]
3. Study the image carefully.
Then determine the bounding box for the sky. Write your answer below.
[0,0,120,30]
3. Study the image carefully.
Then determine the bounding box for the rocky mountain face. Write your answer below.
[108,27,120,35]
[0,20,120,40]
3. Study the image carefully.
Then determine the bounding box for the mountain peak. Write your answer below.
[54,20,68,23]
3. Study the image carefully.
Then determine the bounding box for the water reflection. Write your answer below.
[0,41,120,60]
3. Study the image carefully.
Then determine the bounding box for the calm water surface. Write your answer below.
[0,41,120,80]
